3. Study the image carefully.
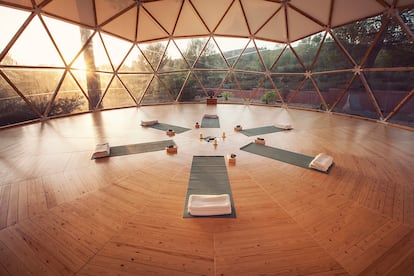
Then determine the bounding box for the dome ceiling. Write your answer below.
[2,0,414,43]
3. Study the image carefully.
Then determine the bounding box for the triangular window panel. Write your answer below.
[179,73,204,102]
[194,71,226,92]
[399,8,414,33]
[101,76,136,108]
[288,78,321,110]
[292,32,324,70]
[312,72,354,109]
[141,77,173,104]
[158,72,187,100]
[43,16,90,66]
[215,0,249,37]
[221,72,251,102]
[95,0,135,25]
[0,74,39,126]
[101,33,132,71]
[388,93,414,128]
[49,73,89,116]
[270,74,306,103]
[2,68,64,114]
[117,73,153,103]
[139,41,167,71]
[191,0,232,32]
[332,16,382,65]
[159,41,189,72]
[144,0,182,35]
[175,38,208,67]
[2,16,64,67]
[71,33,112,71]
[137,7,168,42]
[118,45,153,73]
[252,76,280,105]
[312,32,354,72]
[234,72,263,91]
[271,47,304,73]
[194,39,228,70]
[0,6,30,55]
[101,6,137,42]
[367,17,414,68]
[71,70,113,107]
[255,39,285,70]
[365,71,413,118]
[173,0,209,37]
[234,41,265,72]
[332,76,378,120]
[222,72,240,90]
[215,37,249,68]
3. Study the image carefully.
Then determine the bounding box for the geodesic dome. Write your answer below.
[0,0,413,128]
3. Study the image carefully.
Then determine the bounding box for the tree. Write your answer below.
[80,29,102,110]
[261,90,278,104]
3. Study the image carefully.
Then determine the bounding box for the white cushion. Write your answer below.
[203,114,218,119]
[309,153,333,172]
[141,119,158,126]
[92,143,110,158]
[276,123,293,130]
[188,194,232,216]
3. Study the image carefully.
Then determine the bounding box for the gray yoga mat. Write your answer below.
[240,142,333,173]
[148,122,191,134]
[183,156,236,218]
[108,140,176,157]
[201,116,220,128]
[239,125,287,136]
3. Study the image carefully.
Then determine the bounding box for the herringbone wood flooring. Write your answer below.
[0,104,413,275]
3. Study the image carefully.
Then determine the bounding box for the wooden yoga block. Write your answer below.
[166,129,175,136]
[227,154,237,165]
[166,145,177,154]
[234,125,243,131]
[206,98,217,105]
[255,138,265,145]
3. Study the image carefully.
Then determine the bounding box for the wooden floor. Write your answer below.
[0,104,413,275]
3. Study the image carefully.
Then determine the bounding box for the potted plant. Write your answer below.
[221,91,233,101]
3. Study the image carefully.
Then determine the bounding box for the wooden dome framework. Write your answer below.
[0,0,413,129]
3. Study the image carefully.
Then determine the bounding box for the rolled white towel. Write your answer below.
[141,119,158,126]
[188,194,232,216]
[276,123,293,130]
[203,114,218,119]
[92,142,110,158]
[309,153,333,172]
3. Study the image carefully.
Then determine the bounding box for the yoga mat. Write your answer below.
[240,142,333,173]
[239,125,287,136]
[201,116,220,128]
[183,156,236,218]
[106,140,175,158]
[148,122,191,134]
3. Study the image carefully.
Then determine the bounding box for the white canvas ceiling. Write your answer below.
[2,0,414,43]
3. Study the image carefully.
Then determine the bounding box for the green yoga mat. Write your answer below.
[109,140,175,157]
[240,142,333,174]
[183,156,236,218]
[201,116,220,128]
[239,125,287,136]
[148,122,191,134]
